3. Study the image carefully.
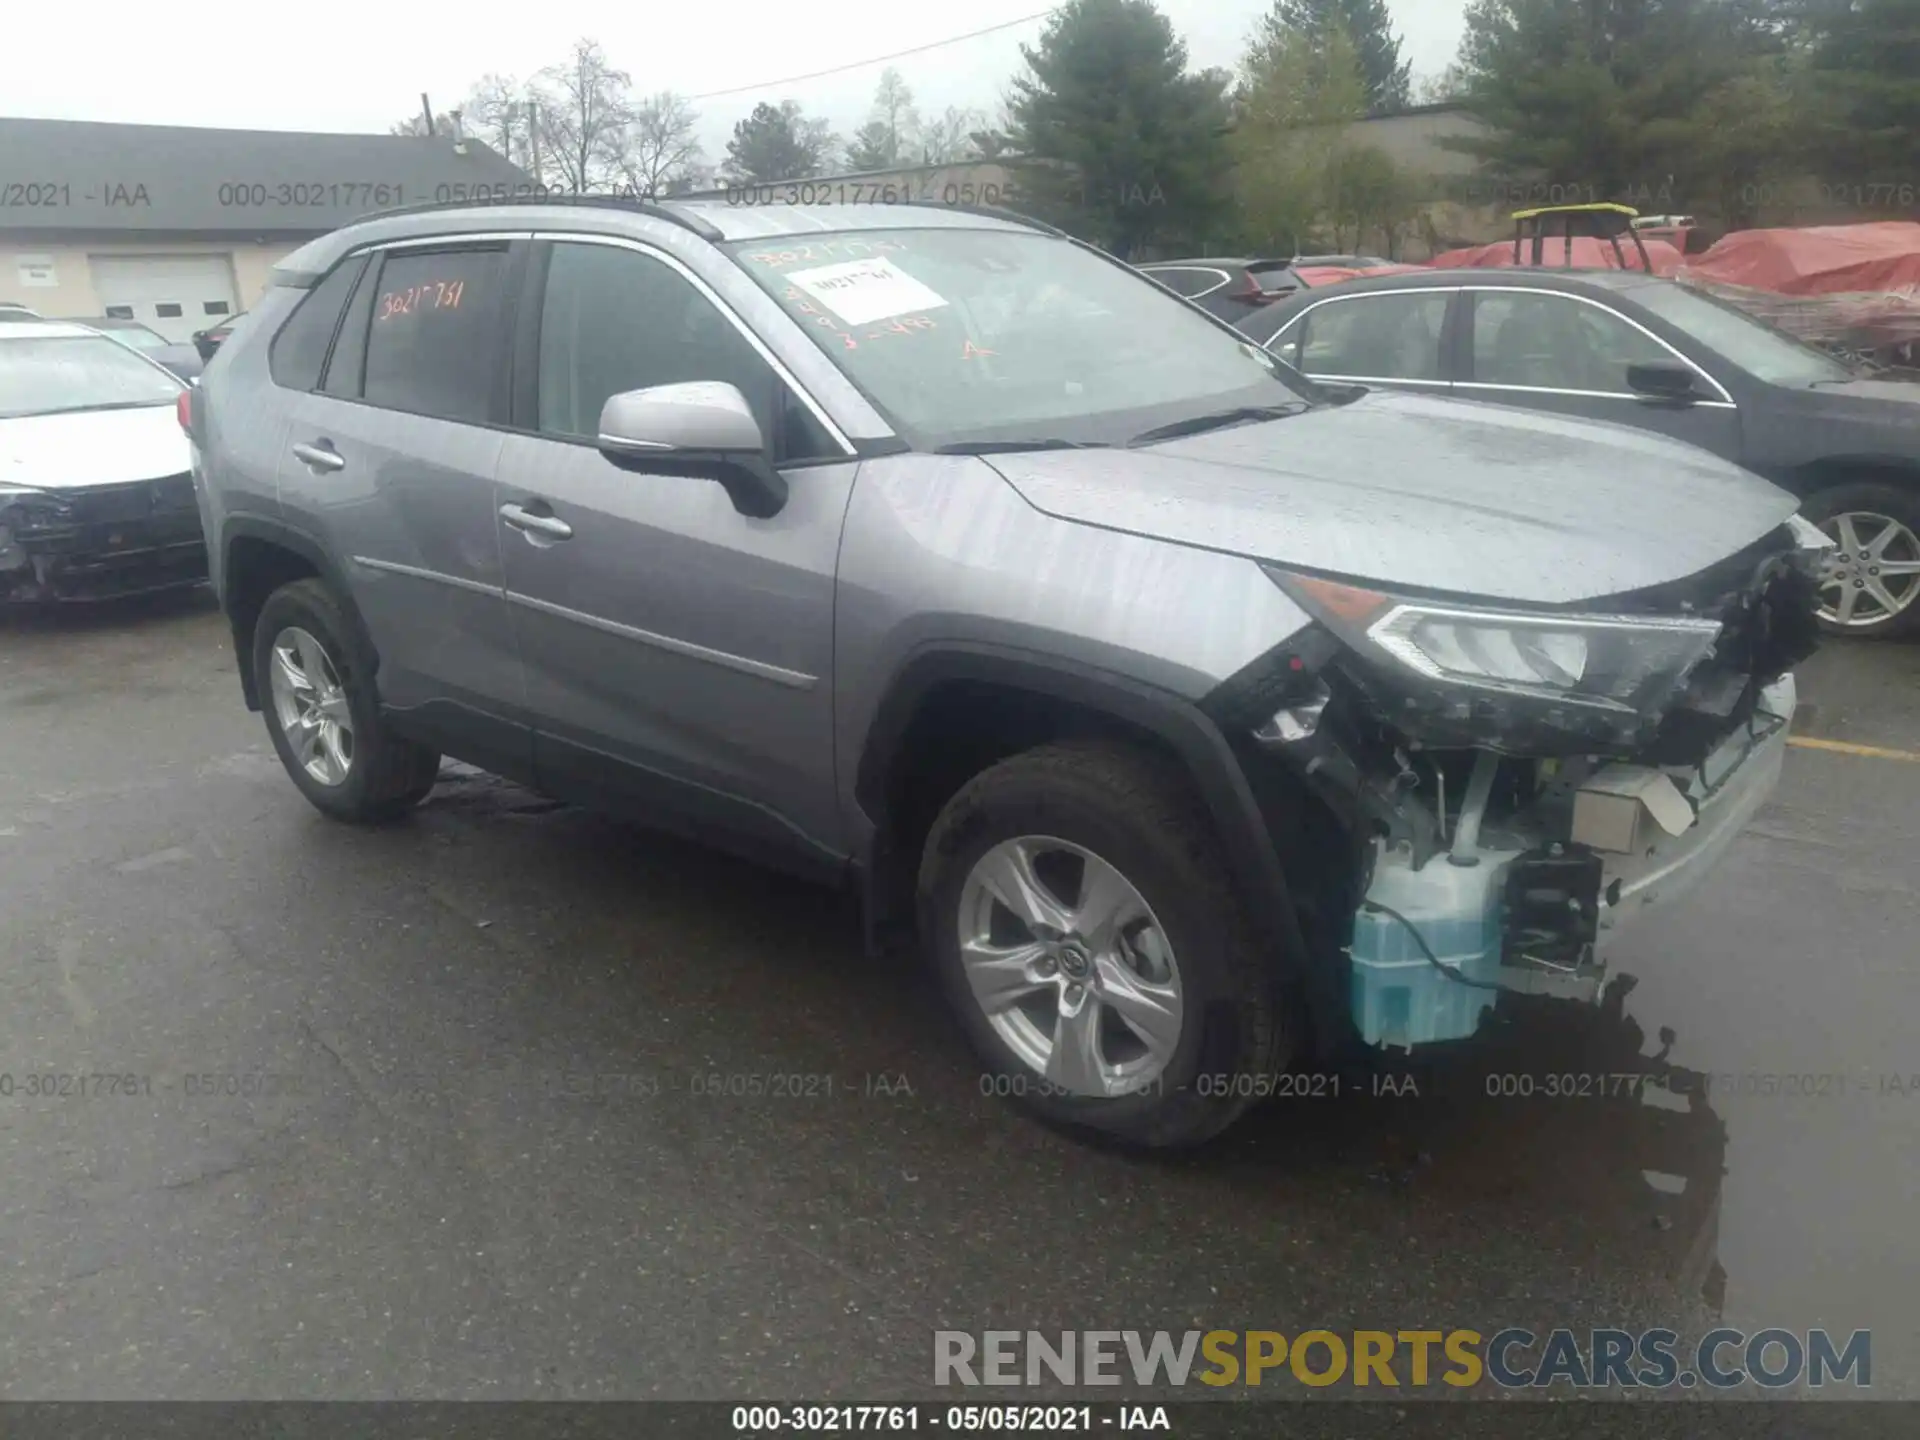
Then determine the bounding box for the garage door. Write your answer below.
[88,254,240,344]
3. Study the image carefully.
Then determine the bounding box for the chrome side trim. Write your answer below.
[353,231,533,253]
[528,230,857,457]
[504,590,818,690]
[1454,381,1737,410]
[350,554,503,597]
[1304,374,1451,389]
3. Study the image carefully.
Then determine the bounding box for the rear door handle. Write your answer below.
[499,502,574,540]
[291,441,346,473]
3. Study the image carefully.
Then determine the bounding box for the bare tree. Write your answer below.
[871,67,921,163]
[619,92,706,196]
[534,38,635,192]
[920,105,986,164]
[464,73,527,165]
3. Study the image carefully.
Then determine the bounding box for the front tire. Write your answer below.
[1801,482,1920,638]
[254,578,440,822]
[918,741,1289,1149]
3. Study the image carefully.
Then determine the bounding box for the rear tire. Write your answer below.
[253,578,440,822]
[918,740,1290,1149]
[1800,482,1920,639]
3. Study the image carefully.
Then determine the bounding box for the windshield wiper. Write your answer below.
[1127,402,1308,447]
[934,439,1113,455]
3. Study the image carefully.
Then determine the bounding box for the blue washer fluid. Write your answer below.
[1347,846,1510,1048]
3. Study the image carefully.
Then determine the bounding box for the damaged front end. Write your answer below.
[1211,518,1827,1053]
[0,476,208,603]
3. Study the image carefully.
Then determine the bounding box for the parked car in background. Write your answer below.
[189,197,1818,1149]
[1137,256,1313,325]
[191,310,246,362]
[1,303,43,322]
[0,321,204,602]
[64,315,205,382]
[1255,268,1920,637]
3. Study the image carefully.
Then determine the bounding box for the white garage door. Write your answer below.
[88,254,241,344]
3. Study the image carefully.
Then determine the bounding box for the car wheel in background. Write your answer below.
[918,740,1290,1149]
[1801,482,1920,639]
[254,578,440,821]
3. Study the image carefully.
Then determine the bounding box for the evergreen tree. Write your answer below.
[1006,0,1234,256]
[1260,0,1412,112]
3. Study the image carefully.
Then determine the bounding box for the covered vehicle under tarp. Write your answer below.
[1676,223,1920,372]
[1427,235,1685,275]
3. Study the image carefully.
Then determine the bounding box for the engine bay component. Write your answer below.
[1502,843,1605,975]
[1571,765,1698,854]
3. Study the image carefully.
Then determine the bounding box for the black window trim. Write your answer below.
[312,233,529,430]
[1268,286,1462,389]
[271,251,369,395]
[1458,285,1736,407]
[515,230,857,464]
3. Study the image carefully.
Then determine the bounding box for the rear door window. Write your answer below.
[357,247,509,424]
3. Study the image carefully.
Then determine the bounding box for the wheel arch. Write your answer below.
[852,643,1341,1050]
[220,516,375,712]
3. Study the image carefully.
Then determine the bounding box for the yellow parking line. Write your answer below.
[1788,735,1920,763]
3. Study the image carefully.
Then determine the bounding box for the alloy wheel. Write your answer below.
[1815,511,1920,629]
[267,625,355,787]
[956,836,1183,1098]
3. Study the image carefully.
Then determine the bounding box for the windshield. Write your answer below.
[0,334,184,418]
[1629,282,1854,386]
[728,227,1314,448]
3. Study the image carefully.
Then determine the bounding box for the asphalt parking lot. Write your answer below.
[1,590,1916,1404]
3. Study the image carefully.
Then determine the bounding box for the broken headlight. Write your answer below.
[1265,568,1723,718]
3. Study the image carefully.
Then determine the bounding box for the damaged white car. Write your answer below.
[2,320,203,603]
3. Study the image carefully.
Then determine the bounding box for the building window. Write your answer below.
[104,305,135,320]
[155,303,183,318]
[203,300,231,316]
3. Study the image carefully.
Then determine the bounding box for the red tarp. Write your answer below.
[1677,223,1920,297]
[1427,236,1685,276]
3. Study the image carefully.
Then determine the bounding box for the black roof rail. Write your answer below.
[925,201,1065,237]
[352,191,724,242]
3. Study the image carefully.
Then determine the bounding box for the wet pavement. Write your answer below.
[0,590,1915,1403]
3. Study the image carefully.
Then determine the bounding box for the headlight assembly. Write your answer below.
[1266,568,1723,717]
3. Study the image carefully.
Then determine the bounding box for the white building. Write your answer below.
[0,116,528,340]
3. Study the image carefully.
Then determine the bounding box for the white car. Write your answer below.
[0,321,203,602]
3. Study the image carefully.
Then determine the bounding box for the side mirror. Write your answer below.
[596,381,788,519]
[192,334,221,362]
[1313,379,1370,406]
[1627,360,1700,404]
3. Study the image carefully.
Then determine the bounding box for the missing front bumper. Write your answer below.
[1340,675,1796,1049]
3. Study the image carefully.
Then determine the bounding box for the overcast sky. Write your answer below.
[10,1,1468,164]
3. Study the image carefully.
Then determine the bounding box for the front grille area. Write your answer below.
[3,473,208,601]
[52,472,196,525]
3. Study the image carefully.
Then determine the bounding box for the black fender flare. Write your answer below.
[854,642,1344,1053]
[220,514,379,710]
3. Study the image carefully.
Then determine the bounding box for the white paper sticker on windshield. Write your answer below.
[786,256,950,327]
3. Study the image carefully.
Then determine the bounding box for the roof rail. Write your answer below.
[352,191,724,242]
[927,201,1065,237]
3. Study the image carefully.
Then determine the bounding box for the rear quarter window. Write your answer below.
[268,256,368,391]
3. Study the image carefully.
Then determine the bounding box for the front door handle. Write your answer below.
[291,441,345,473]
[499,502,574,541]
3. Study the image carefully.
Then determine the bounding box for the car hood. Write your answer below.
[985,390,1800,605]
[0,404,190,490]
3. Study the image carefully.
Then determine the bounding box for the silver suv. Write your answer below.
[188,198,1823,1148]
